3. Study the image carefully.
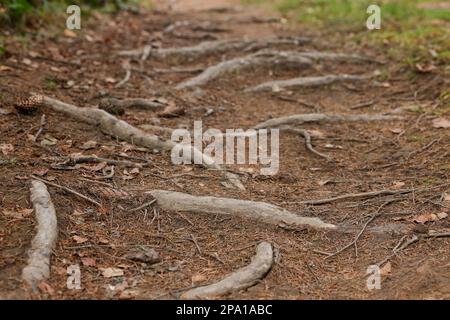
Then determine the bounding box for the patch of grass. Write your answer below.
[255,0,450,64]
[43,77,58,91]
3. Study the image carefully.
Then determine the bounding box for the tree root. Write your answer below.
[99,97,166,111]
[176,50,313,89]
[118,37,311,60]
[245,74,370,92]
[35,95,244,190]
[149,190,337,231]
[180,242,273,299]
[22,181,58,291]
[254,113,404,129]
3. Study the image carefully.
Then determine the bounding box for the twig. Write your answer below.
[302,183,450,205]
[325,200,394,260]
[281,127,332,160]
[350,100,375,110]
[190,234,202,255]
[115,67,131,88]
[129,199,156,213]
[30,175,102,207]
[33,114,46,143]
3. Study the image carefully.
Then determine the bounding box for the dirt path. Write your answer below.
[0,0,449,299]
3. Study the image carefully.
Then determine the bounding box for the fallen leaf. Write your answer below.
[192,274,207,283]
[390,128,403,134]
[0,65,13,72]
[123,248,160,264]
[0,143,14,156]
[81,257,96,267]
[40,135,58,147]
[72,235,88,244]
[380,262,392,276]
[437,212,448,220]
[432,118,450,129]
[158,103,185,118]
[100,267,124,278]
[73,209,84,216]
[411,213,444,224]
[130,167,140,175]
[22,58,32,66]
[3,208,33,219]
[32,168,49,177]
[392,181,405,189]
[444,193,450,202]
[64,29,77,38]
[38,281,55,295]
[105,77,116,84]
[80,140,98,150]
[415,63,437,73]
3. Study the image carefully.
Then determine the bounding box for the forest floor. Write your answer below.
[0,0,449,299]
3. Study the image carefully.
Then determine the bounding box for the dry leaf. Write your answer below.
[432,118,450,129]
[72,235,88,244]
[130,167,140,175]
[392,181,405,189]
[105,77,116,84]
[192,274,207,283]
[415,63,437,73]
[73,209,84,216]
[64,29,77,38]
[123,248,160,264]
[411,213,445,224]
[0,143,14,156]
[3,208,33,219]
[390,128,403,134]
[0,65,13,72]
[158,103,185,118]
[38,281,55,295]
[444,193,450,202]
[100,267,124,278]
[380,262,392,276]
[81,257,96,267]
[32,168,49,177]
[80,140,98,150]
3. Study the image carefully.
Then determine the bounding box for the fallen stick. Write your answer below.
[245,74,370,92]
[180,242,273,299]
[115,67,131,88]
[149,190,337,231]
[33,95,243,190]
[22,180,58,290]
[118,37,311,59]
[176,50,313,89]
[99,97,166,110]
[254,113,403,129]
[301,183,450,205]
[70,154,145,168]
[31,175,102,207]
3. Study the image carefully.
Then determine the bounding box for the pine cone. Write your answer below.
[14,94,44,115]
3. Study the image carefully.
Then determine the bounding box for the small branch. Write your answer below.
[30,175,102,207]
[115,67,132,88]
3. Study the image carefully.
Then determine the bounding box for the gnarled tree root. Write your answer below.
[245,74,370,92]
[35,95,244,190]
[176,50,313,89]
[254,113,404,129]
[22,180,58,290]
[149,190,337,231]
[118,37,311,60]
[181,242,273,299]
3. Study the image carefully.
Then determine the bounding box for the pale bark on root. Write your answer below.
[99,97,165,110]
[181,242,273,299]
[176,50,313,89]
[253,113,404,129]
[149,190,337,231]
[118,37,311,60]
[22,181,58,290]
[38,95,244,190]
[245,74,370,92]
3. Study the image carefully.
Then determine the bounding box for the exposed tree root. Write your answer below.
[69,154,145,168]
[295,51,379,63]
[118,37,311,60]
[35,95,244,190]
[99,97,166,111]
[176,50,313,89]
[22,181,58,290]
[254,113,404,129]
[245,74,370,92]
[181,242,273,299]
[149,190,337,231]
[280,127,332,160]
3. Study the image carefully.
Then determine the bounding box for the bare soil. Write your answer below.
[0,0,449,299]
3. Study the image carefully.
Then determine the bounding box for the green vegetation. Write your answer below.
[246,0,450,65]
[0,1,141,27]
